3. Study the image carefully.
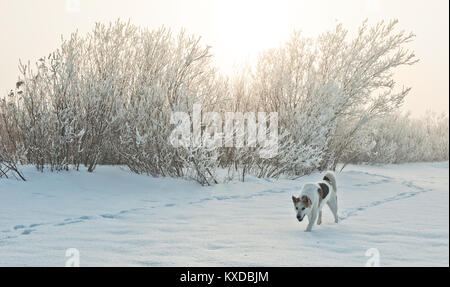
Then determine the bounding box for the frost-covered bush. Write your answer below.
[236,20,418,177]
[0,93,26,180]
[3,21,134,172]
[112,28,222,185]
[347,112,449,164]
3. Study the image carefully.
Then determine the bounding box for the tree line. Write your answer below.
[1,20,448,184]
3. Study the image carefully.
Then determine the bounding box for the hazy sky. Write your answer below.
[0,0,448,116]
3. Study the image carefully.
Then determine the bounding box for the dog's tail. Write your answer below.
[323,171,337,193]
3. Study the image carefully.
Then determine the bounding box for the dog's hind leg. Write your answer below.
[317,210,323,225]
[327,197,338,223]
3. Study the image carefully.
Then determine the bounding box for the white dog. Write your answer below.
[292,171,338,232]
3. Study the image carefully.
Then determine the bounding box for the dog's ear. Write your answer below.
[292,196,299,203]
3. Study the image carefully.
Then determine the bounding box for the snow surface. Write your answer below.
[0,162,448,266]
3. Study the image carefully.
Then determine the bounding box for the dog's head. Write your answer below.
[292,195,312,222]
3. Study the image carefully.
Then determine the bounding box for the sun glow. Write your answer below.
[212,0,293,73]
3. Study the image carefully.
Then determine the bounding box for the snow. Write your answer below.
[0,162,448,266]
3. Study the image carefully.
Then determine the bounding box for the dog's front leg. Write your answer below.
[305,210,318,232]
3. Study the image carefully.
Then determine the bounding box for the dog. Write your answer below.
[292,171,338,232]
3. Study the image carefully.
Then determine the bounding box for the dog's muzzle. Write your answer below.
[297,215,304,222]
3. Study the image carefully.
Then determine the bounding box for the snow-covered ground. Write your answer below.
[0,162,448,266]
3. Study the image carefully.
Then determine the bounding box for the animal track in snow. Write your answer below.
[339,180,431,221]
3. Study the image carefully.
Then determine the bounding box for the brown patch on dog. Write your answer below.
[301,195,312,207]
[318,183,329,199]
[292,196,300,204]
[317,188,323,205]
